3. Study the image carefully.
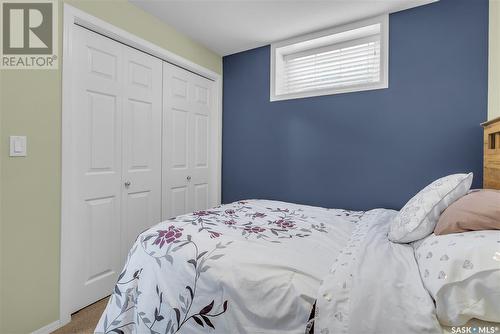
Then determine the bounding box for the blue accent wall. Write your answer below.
[222,0,488,210]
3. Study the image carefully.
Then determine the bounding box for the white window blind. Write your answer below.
[271,15,388,101]
[284,38,380,94]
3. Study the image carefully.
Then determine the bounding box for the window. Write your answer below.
[270,15,388,101]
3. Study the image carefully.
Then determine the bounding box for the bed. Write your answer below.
[95,200,366,333]
[96,121,500,334]
[96,198,500,334]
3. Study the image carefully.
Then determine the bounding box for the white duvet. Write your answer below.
[315,209,442,334]
[95,200,362,334]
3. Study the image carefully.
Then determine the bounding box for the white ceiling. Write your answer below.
[130,0,437,56]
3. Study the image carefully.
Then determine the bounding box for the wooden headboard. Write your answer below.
[482,117,500,189]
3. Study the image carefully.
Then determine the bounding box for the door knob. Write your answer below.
[124,181,131,187]
[186,176,191,181]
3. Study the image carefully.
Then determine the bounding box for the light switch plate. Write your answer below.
[9,136,27,157]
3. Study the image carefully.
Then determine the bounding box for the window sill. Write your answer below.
[270,81,389,102]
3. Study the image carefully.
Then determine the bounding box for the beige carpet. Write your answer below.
[51,297,109,334]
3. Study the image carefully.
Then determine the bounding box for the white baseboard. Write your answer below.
[31,320,63,334]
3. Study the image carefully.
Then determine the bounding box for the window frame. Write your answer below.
[270,15,389,102]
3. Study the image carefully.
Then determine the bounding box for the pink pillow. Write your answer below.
[434,189,500,235]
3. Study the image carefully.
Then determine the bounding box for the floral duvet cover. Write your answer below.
[95,200,363,334]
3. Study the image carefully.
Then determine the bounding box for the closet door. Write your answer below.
[162,62,215,219]
[121,46,162,259]
[70,25,124,313]
[68,26,162,314]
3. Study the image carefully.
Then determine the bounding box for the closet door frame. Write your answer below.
[60,4,222,328]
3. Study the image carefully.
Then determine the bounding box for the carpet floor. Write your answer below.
[51,297,109,334]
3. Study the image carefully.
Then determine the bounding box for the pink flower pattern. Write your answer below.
[244,226,266,233]
[274,219,295,229]
[156,200,342,243]
[210,231,221,239]
[154,225,183,248]
[252,212,266,219]
[194,210,219,217]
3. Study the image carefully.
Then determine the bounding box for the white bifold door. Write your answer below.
[67,25,162,314]
[64,25,218,316]
[162,62,218,220]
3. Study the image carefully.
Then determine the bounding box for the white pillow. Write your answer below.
[389,173,473,243]
[413,231,500,326]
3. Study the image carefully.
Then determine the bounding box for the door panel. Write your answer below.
[71,25,123,313]
[172,109,189,168]
[194,183,209,211]
[88,47,117,79]
[86,196,116,284]
[88,92,117,171]
[171,186,189,217]
[163,64,192,218]
[121,46,162,259]
[129,100,152,169]
[163,63,215,220]
[194,114,209,167]
[123,190,152,253]
[194,84,209,105]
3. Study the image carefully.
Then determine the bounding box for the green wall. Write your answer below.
[0,1,221,333]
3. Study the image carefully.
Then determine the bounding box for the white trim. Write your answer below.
[216,76,223,204]
[60,3,222,324]
[31,320,63,334]
[270,14,389,101]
